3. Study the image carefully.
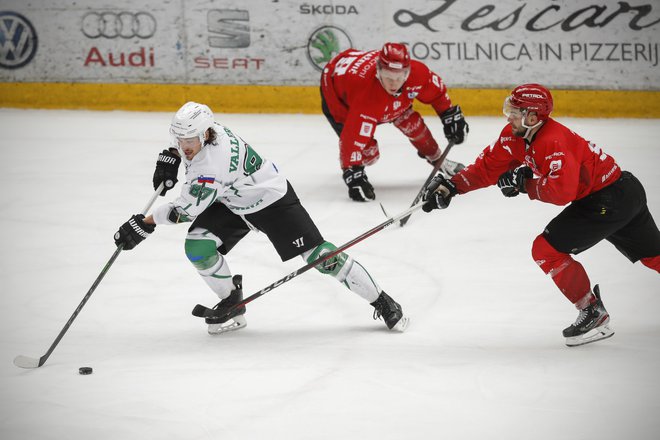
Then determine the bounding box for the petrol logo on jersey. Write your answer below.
[306,25,352,71]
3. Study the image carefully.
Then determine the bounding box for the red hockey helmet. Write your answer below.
[378,43,410,70]
[504,84,553,120]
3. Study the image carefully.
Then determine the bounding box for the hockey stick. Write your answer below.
[398,141,455,227]
[192,202,426,321]
[13,183,165,369]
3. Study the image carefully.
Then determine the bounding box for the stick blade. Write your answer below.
[399,214,412,227]
[192,303,210,318]
[14,355,41,369]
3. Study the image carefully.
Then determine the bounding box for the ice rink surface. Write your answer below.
[0,109,658,440]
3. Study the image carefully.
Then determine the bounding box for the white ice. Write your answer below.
[0,109,658,440]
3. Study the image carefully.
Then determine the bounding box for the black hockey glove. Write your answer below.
[342,166,375,202]
[497,165,533,198]
[422,173,458,212]
[114,214,156,250]
[153,148,181,196]
[440,105,469,145]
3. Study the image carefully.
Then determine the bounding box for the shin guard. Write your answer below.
[532,234,591,305]
[185,229,234,299]
[303,242,380,302]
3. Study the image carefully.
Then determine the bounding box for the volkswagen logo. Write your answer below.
[0,11,38,69]
[81,11,157,39]
[306,26,352,72]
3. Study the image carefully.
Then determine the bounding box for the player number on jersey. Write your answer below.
[243,144,263,176]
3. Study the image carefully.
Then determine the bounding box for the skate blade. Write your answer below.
[208,315,247,335]
[565,324,614,347]
[391,315,410,332]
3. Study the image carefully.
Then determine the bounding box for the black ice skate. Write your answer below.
[371,292,409,332]
[206,275,247,335]
[563,285,614,347]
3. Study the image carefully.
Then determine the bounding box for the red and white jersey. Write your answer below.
[321,48,452,168]
[452,118,621,206]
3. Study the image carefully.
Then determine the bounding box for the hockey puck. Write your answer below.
[78,367,93,375]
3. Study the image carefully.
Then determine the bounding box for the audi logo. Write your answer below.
[81,11,157,39]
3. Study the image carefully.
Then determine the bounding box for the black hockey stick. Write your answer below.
[13,183,165,369]
[398,141,455,227]
[192,202,426,321]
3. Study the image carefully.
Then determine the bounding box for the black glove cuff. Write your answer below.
[131,214,156,235]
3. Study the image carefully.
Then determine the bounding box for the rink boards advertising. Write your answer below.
[0,0,658,116]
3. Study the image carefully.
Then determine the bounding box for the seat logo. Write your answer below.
[81,11,157,39]
[0,12,38,69]
[208,9,250,48]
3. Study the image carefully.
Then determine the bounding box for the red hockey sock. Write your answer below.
[640,255,660,273]
[393,108,439,157]
[531,235,592,305]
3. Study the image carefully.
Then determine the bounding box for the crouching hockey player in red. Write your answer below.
[422,84,660,347]
[114,102,409,334]
[321,42,469,202]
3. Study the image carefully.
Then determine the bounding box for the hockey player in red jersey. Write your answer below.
[321,42,469,201]
[422,83,660,347]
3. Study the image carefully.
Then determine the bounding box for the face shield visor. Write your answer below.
[502,96,525,119]
[376,63,410,95]
[169,129,205,162]
[503,96,545,139]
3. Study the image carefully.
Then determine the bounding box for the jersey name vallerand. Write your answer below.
[151,123,288,224]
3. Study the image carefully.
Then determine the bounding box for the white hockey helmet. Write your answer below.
[170,102,215,144]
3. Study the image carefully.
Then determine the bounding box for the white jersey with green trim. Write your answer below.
[152,123,288,225]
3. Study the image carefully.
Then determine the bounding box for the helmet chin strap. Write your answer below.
[521,111,543,140]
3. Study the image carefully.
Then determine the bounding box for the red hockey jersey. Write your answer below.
[321,48,453,168]
[452,118,621,206]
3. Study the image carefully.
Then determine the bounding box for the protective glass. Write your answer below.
[377,65,410,83]
[502,96,525,118]
[176,136,201,148]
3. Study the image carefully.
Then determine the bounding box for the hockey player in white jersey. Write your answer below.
[114,102,408,334]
